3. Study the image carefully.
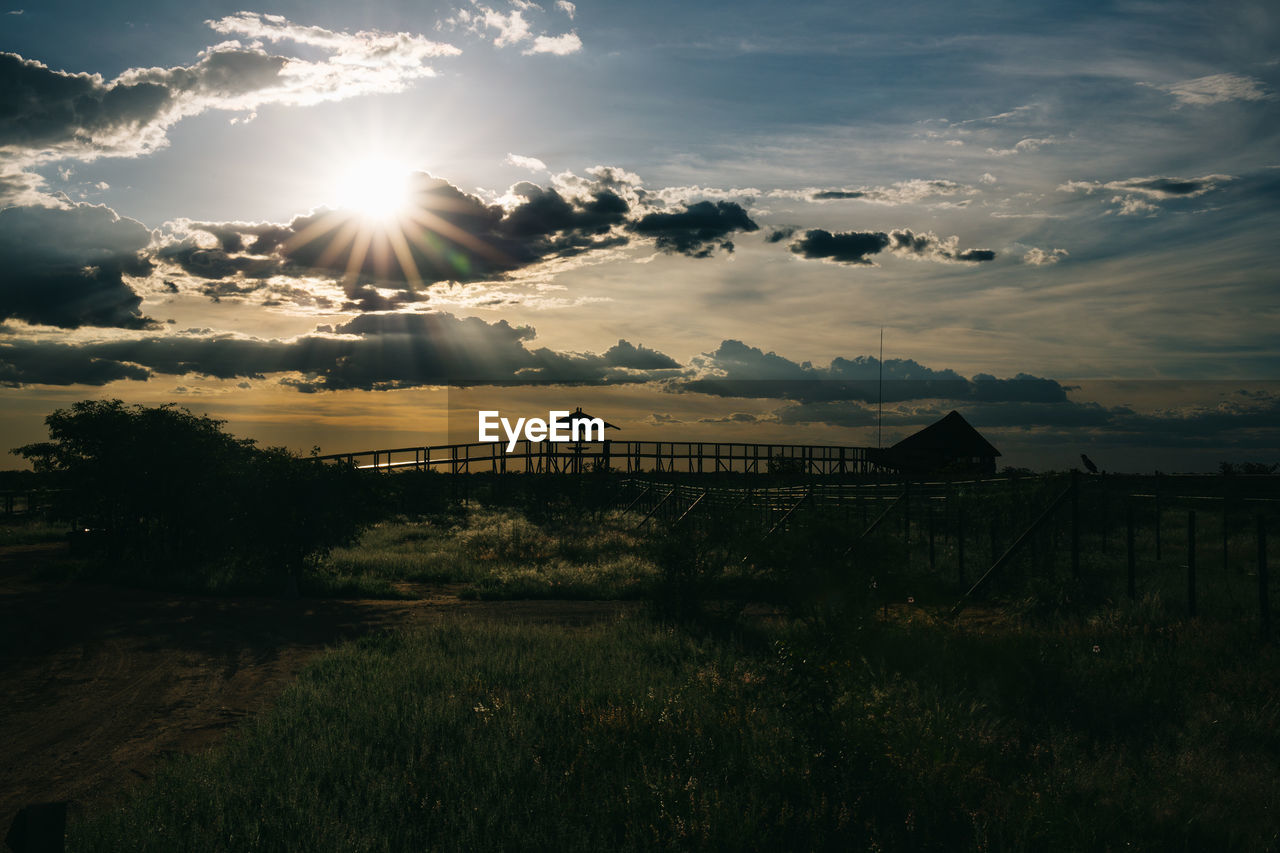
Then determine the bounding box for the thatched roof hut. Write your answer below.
[872,410,1001,476]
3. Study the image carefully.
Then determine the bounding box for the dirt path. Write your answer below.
[0,544,633,829]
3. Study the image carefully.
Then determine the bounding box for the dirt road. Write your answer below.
[0,544,631,830]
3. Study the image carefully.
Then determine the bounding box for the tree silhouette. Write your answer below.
[14,400,375,585]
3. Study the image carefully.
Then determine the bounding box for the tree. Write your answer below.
[14,400,375,585]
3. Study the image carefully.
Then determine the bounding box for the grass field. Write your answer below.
[67,604,1280,851]
[32,476,1280,850]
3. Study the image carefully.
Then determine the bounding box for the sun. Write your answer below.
[333,158,415,221]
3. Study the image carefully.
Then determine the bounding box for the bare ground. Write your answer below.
[0,543,634,829]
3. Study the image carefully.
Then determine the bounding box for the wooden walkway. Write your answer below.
[314,438,881,475]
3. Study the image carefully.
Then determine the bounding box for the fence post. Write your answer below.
[1127,504,1136,600]
[1155,482,1162,561]
[1260,515,1270,642]
[1071,470,1080,577]
[1100,473,1108,553]
[903,480,911,571]
[929,508,936,573]
[1187,510,1197,618]
[1223,497,1229,572]
[957,505,966,586]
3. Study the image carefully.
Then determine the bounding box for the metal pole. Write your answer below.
[1127,504,1136,600]
[1188,510,1197,618]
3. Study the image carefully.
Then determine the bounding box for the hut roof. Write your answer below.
[890,410,1001,458]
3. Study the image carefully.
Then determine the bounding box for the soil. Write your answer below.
[0,543,634,830]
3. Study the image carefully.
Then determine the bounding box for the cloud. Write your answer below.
[1060,174,1234,200]
[789,228,994,266]
[698,412,768,424]
[0,203,156,329]
[789,229,889,265]
[524,32,582,56]
[1111,196,1158,216]
[945,104,1037,127]
[1105,175,1234,199]
[0,338,151,386]
[986,137,1056,156]
[0,15,459,203]
[555,1,576,18]
[1144,73,1272,107]
[629,200,758,257]
[159,173,634,305]
[796,179,972,205]
[1023,247,1068,265]
[505,152,548,171]
[771,392,1280,453]
[1059,173,1235,215]
[452,2,582,55]
[678,340,1069,405]
[0,312,686,391]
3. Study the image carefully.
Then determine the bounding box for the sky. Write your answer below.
[2,0,1278,471]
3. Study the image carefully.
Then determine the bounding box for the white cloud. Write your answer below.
[1144,73,1272,107]
[1112,195,1158,216]
[986,137,1057,157]
[556,1,576,19]
[980,172,997,184]
[505,152,548,171]
[478,7,531,47]
[0,13,461,204]
[524,31,582,55]
[1023,247,1068,265]
[455,2,582,55]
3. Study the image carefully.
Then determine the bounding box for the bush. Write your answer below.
[13,400,377,585]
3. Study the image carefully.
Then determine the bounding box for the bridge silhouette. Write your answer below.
[314,437,882,475]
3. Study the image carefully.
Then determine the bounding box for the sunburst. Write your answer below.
[283,164,513,291]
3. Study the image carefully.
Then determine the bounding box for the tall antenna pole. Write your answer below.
[878,326,884,449]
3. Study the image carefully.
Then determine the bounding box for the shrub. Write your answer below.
[13,400,377,584]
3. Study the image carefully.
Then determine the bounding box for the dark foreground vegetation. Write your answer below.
[66,599,1279,851]
[6,402,1279,850]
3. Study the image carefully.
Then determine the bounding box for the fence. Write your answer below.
[607,472,1280,637]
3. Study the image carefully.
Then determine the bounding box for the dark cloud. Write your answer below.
[598,339,682,370]
[811,190,866,200]
[790,229,890,264]
[803,180,969,205]
[679,340,1067,404]
[772,393,1280,453]
[698,412,766,424]
[763,227,796,243]
[0,338,150,386]
[1121,177,1214,196]
[1058,173,1234,207]
[0,312,684,391]
[0,204,156,329]
[629,200,758,257]
[790,227,994,265]
[0,52,172,151]
[166,174,633,303]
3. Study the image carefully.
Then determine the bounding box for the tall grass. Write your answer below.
[319,507,660,599]
[68,610,1280,852]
